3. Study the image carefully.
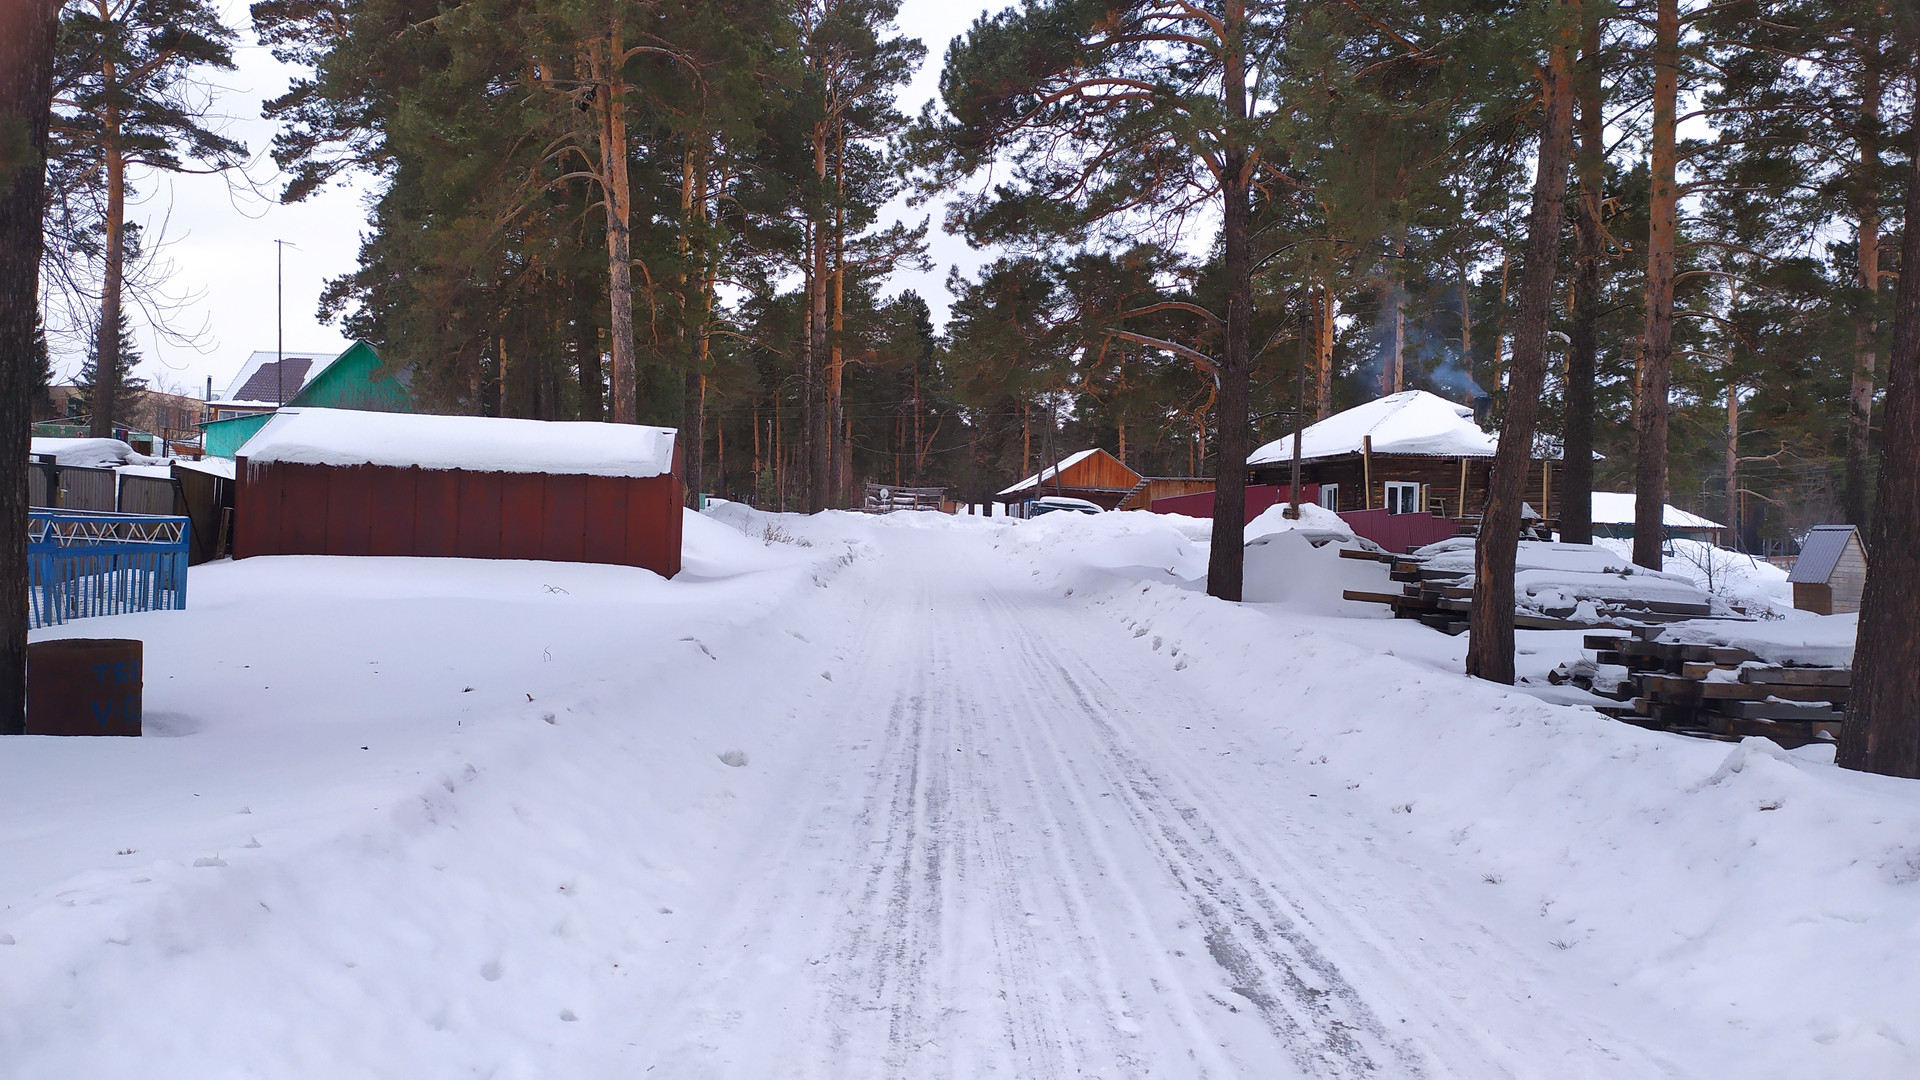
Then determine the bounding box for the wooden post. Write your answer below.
[1457,458,1468,520]
[1363,436,1374,510]
[1542,460,1552,527]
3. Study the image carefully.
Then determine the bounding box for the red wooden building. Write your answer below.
[234,408,684,577]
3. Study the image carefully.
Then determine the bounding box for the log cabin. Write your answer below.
[1245,390,1563,525]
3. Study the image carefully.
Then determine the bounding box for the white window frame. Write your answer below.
[1383,481,1421,515]
[1317,484,1339,511]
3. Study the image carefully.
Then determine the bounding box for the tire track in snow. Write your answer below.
[983,587,1429,1079]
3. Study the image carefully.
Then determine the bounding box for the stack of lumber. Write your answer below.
[1554,628,1847,748]
[1337,547,1717,634]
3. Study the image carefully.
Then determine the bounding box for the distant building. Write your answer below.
[41,384,209,456]
[1788,525,1868,615]
[203,341,413,458]
[234,408,683,577]
[995,449,1142,513]
[1588,492,1725,546]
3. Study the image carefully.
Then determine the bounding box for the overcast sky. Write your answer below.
[76,0,1001,397]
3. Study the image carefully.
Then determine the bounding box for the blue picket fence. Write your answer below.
[28,510,190,629]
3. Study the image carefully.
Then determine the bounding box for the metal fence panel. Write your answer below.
[27,511,190,629]
[117,474,180,516]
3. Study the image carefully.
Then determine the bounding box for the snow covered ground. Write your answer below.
[3,508,1916,1078]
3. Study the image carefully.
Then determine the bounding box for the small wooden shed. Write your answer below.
[1789,525,1868,615]
[996,449,1143,512]
[234,408,683,577]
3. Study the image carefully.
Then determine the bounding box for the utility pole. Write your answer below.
[274,239,294,405]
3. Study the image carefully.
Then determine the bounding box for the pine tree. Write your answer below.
[49,0,244,439]
[1838,24,1920,779]
[1,0,65,735]
[68,307,145,428]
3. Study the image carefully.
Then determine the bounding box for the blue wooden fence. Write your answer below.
[28,510,190,629]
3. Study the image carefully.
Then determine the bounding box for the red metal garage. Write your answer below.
[234,408,684,578]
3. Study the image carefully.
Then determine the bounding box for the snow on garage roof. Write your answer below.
[997,448,1102,496]
[237,408,679,479]
[1589,492,1724,530]
[1248,390,1496,465]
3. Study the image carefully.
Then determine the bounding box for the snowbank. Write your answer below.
[29,437,156,469]
[238,408,679,479]
[1,506,854,1076]
[1243,500,1353,542]
[1011,530,1920,1077]
[1595,537,1793,615]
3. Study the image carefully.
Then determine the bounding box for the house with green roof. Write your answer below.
[202,341,412,458]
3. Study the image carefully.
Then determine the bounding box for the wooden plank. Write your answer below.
[1717,700,1845,722]
[1337,548,1393,563]
[1584,634,1632,650]
[1738,667,1851,687]
[1343,590,1412,606]
[1698,681,1845,702]
[1704,715,1833,749]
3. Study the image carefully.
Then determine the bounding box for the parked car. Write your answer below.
[1029,495,1103,517]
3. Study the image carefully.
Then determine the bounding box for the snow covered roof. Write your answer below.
[1788,525,1862,584]
[1589,492,1724,530]
[218,348,342,403]
[237,408,680,479]
[997,449,1103,496]
[1248,390,1497,465]
[29,437,152,469]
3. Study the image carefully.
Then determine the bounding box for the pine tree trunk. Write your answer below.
[807,130,830,512]
[1562,6,1604,546]
[1206,0,1252,603]
[575,280,603,420]
[1725,382,1740,549]
[2,0,62,733]
[1316,281,1334,419]
[599,28,637,425]
[1844,53,1883,529]
[1633,0,1677,570]
[829,125,848,507]
[92,69,126,439]
[1466,12,1577,685]
[1838,77,1920,780]
[683,371,705,505]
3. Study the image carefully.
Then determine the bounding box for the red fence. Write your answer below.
[1150,483,1316,518]
[235,460,684,578]
[1336,508,1459,553]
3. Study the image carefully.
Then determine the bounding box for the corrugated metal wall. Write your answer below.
[233,459,684,578]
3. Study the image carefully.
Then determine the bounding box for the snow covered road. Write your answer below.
[5,509,1918,1078]
[597,525,1669,1078]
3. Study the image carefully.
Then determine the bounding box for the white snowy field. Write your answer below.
[3,507,1917,1078]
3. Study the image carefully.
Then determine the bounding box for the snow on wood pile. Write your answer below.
[237,407,678,479]
[1342,538,1729,633]
[1247,389,1496,465]
[1556,618,1855,749]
